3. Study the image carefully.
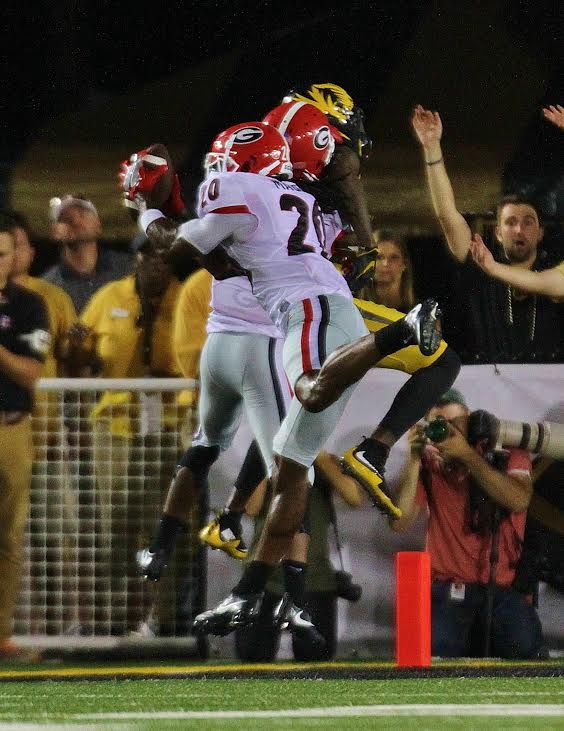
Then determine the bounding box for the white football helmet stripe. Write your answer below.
[275,100,308,136]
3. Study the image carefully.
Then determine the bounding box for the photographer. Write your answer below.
[390,389,543,659]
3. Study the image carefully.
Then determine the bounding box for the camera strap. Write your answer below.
[483,506,501,657]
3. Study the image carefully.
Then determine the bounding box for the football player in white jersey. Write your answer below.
[131,118,343,648]
[126,121,442,636]
[263,94,461,517]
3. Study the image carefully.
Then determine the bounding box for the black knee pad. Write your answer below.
[177,445,220,482]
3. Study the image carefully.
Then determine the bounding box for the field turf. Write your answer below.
[0,660,563,729]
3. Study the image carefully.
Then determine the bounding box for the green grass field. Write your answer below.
[1,662,563,729]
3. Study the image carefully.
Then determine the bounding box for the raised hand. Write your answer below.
[410,105,443,149]
[433,422,473,462]
[470,233,496,273]
[542,105,564,131]
[407,423,427,458]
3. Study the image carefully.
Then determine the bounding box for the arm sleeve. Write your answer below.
[322,145,374,250]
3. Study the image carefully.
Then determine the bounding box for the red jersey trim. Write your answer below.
[209,205,251,215]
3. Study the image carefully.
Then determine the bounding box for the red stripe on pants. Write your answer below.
[301,299,314,372]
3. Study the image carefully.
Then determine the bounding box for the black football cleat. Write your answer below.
[403,298,442,356]
[192,593,261,637]
[284,604,326,653]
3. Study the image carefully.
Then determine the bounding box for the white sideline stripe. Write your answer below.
[3,690,564,701]
[0,722,136,731]
[72,704,564,720]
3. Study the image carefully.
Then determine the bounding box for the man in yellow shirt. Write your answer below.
[79,257,181,379]
[67,241,189,635]
[6,211,78,636]
[172,268,212,381]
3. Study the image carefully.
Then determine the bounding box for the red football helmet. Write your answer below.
[262,101,342,181]
[204,122,293,178]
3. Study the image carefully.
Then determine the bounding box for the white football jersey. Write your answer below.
[195,172,351,330]
[207,276,282,338]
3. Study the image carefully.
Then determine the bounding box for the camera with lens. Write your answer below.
[335,570,362,602]
[424,415,450,443]
[424,410,564,460]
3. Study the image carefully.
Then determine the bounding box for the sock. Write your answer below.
[378,347,461,437]
[218,508,243,538]
[361,438,390,472]
[150,514,186,555]
[233,560,273,596]
[373,319,411,359]
[282,560,306,607]
[233,440,267,499]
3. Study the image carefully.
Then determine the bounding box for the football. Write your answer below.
[142,143,174,208]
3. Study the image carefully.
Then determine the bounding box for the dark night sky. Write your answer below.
[4,2,426,146]
[2,0,563,361]
[2,0,563,212]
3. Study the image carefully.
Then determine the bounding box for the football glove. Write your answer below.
[119,148,169,209]
[119,146,186,218]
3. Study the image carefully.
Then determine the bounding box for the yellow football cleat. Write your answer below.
[341,441,402,519]
[199,518,248,560]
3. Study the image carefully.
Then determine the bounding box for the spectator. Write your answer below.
[44,194,132,313]
[357,231,416,312]
[411,105,563,363]
[6,210,76,377]
[0,215,50,660]
[390,388,543,659]
[6,210,79,634]
[66,242,186,635]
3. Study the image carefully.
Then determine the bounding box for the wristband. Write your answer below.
[425,157,443,166]
[139,209,165,234]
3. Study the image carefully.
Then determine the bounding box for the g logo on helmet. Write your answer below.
[232,127,264,144]
[314,126,331,150]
